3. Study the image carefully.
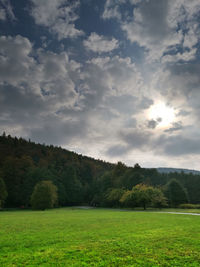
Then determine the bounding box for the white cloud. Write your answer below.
[183,27,198,49]
[30,0,84,40]
[83,32,119,53]
[87,55,143,96]
[0,0,16,21]
[121,0,200,62]
[102,0,123,20]
[0,34,150,153]
[0,35,80,109]
[0,7,6,20]
[0,35,34,85]
[161,48,197,63]
[122,0,181,61]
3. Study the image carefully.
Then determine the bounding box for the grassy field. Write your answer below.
[0,208,200,266]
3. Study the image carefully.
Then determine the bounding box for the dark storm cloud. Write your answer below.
[155,135,200,156]
[0,84,45,119]
[120,129,151,149]
[0,83,90,146]
[106,144,130,157]
[164,122,183,133]
[105,127,153,157]
[168,63,200,82]
[29,115,88,146]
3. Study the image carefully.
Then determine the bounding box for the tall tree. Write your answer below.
[165,179,189,207]
[0,177,8,208]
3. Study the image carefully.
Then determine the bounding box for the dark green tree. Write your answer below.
[165,179,189,207]
[31,180,58,210]
[0,177,8,208]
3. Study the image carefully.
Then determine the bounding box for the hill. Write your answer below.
[1,133,200,208]
[157,167,200,175]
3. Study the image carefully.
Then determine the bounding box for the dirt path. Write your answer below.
[74,206,200,216]
[155,211,200,216]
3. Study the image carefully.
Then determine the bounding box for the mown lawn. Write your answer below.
[0,208,200,266]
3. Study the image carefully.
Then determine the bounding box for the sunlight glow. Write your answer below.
[148,102,175,128]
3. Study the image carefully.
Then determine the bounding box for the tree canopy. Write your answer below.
[120,184,167,210]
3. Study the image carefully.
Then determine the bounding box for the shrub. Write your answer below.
[179,203,200,209]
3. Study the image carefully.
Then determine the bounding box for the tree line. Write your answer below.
[0,134,199,210]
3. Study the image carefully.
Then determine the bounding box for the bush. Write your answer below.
[179,203,200,209]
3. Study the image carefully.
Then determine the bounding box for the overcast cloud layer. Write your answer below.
[1,0,200,170]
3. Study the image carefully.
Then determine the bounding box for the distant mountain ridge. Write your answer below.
[157,167,200,175]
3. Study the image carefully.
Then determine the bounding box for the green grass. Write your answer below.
[0,208,200,266]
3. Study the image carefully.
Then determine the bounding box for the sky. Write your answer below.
[1,0,200,170]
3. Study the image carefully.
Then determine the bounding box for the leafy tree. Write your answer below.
[131,184,155,210]
[151,187,168,208]
[165,179,189,207]
[105,188,125,207]
[0,177,8,208]
[21,167,55,207]
[120,190,137,208]
[120,184,166,210]
[31,180,58,210]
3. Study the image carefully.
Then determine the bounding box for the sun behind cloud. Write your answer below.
[148,102,175,128]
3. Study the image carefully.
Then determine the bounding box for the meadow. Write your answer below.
[0,208,200,266]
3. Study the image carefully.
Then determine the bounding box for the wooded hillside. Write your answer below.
[0,134,200,208]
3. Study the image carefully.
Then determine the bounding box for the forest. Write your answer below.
[0,133,200,209]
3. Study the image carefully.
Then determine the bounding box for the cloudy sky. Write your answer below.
[1,0,200,170]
